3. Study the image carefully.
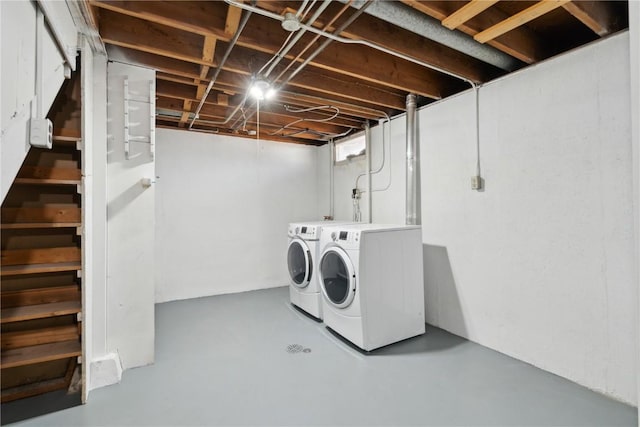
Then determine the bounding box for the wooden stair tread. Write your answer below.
[1,340,81,369]
[2,325,79,350]
[14,178,81,185]
[1,301,81,323]
[2,285,80,309]
[0,262,81,276]
[1,206,81,223]
[0,222,81,229]
[1,376,68,403]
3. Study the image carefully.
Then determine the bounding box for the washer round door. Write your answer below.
[287,238,312,288]
[319,247,356,308]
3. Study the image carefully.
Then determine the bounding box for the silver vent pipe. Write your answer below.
[406,94,419,226]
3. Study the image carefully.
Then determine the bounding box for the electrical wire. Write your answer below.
[269,105,339,136]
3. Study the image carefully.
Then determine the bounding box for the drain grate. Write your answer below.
[286,344,311,354]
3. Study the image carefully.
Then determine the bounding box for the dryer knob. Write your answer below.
[331,232,337,241]
[295,227,300,234]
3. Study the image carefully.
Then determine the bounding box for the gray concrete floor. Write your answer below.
[9,286,638,426]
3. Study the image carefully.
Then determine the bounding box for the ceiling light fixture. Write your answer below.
[250,78,276,100]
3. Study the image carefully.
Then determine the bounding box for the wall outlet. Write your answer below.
[471,175,483,191]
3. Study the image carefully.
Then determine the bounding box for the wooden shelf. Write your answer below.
[0,262,81,277]
[1,340,81,369]
[1,301,81,323]
[0,222,81,230]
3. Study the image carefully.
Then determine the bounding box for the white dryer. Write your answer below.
[287,221,355,320]
[318,224,425,351]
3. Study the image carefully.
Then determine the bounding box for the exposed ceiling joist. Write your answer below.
[474,0,571,44]
[562,1,626,36]
[441,0,499,30]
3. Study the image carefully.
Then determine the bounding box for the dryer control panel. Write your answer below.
[288,224,321,240]
[330,230,361,247]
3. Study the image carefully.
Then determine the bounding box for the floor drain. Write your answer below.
[287,344,311,354]
[287,344,304,353]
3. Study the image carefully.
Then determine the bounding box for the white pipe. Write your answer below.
[365,123,372,223]
[223,0,476,86]
[263,0,332,78]
[329,139,335,219]
[36,7,44,119]
[354,114,390,192]
[406,94,418,226]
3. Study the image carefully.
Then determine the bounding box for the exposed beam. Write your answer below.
[99,10,215,66]
[401,0,548,64]
[256,1,503,83]
[100,7,460,100]
[199,36,217,80]
[90,0,228,37]
[441,0,499,30]
[179,100,192,127]
[474,0,571,44]
[225,3,243,35]
[562,1,625,36]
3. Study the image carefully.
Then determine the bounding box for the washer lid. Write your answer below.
[319,247,356,309]
[287,238,312,288]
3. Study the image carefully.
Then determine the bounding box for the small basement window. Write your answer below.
[335,134,365,164]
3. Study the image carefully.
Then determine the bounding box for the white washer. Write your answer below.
[287,221,356,319]
[318,224,425,351]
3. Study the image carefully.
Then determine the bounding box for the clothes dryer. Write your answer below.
[318,224,425,350]
[287,221,356,319]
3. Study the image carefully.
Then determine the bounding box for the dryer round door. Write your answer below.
[287,238,312,288]
[319,247,356,309]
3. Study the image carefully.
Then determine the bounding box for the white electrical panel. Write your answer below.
[29,118,53,149]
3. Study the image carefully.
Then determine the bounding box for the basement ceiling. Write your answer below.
[89,0,629,145]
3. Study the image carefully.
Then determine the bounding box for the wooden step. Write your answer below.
[0,222,81,230]
[1,340,81,369]
[2,325,79,350]
[1,301,81,323]
[1,247,81,266]
[1,376,68,403]
[14,167,81,186]
[0,262,81,276]
[1,285,80,308]
[1,207,81,223]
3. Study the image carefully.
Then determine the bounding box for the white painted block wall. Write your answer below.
[320,33,636,405]
[105,62,156,370]
[155,129,319,303]
[0,1,71,201]
[316,118,407,224]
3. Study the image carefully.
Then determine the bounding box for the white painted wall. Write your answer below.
[106,62,155,370]
[155,129,318,303]
[420,33,636,404]
[629,1,640,420]
[317,119,407,224]
[0,1,73,201]
[319,32,637,405]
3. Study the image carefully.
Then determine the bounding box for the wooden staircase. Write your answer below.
[1,77,83,405]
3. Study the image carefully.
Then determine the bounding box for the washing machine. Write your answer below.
[287,221,356,320]
[318,223,425,351]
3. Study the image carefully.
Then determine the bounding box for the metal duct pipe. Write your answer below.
[189,2,254,129]
[405,94,418,226]
[337,0,520,72]
[365,123,372,223]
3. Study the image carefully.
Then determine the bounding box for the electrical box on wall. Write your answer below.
[29,118,53,149]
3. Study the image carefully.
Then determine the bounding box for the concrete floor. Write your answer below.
[10,286,637,426]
